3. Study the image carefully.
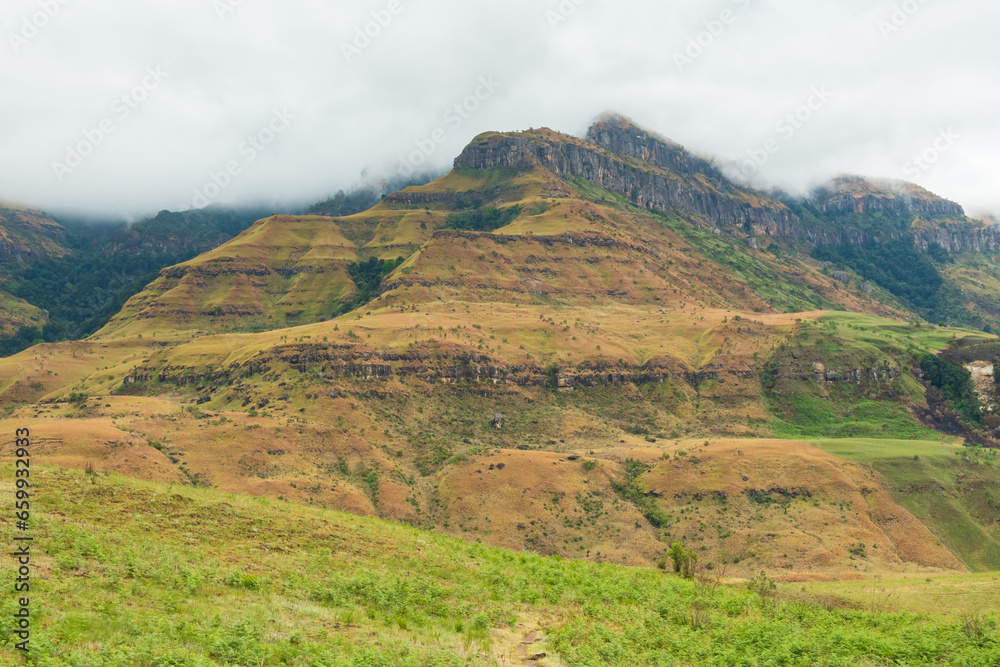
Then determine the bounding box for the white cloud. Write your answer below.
[0,0,997,217]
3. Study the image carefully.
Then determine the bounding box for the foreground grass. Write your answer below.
[1,467,999,666]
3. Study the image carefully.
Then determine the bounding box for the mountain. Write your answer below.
[1,115,999,587]
[0,206,273,356]
[0,206,68,336]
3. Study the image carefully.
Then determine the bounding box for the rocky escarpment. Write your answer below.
[122,343,688,395]
[771,358,904,385]
[798,220,1000,253]
[911,224,1000,253]
[454,118,996,254]
[585,115,728,182]
[454,121,802,238]
[800,176,1000,252]
[381,191,449,208]
[812,176,965,218]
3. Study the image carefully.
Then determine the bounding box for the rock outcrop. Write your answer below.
[454,118,801,238]
[456,118,998,254]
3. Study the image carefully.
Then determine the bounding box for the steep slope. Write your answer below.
[0,206,273,356]
[785,177,1000,329]
[0,206,67,336]
[0,205,69,264]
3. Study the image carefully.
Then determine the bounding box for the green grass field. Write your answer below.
[814,313,994,354]
[2,466,1000,666]
[795,572,1000,618]
[813,438,1000,572]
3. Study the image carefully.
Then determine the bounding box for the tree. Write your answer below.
[667,541,698,579]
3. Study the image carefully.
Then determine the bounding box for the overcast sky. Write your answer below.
[1,0,997,219]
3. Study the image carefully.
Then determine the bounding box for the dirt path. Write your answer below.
[492,618,567,666]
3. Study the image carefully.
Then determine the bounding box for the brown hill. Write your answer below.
[1,117,997,582]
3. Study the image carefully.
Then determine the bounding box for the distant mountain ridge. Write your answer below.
[4,113,1000,349]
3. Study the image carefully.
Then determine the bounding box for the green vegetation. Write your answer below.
[3,467,999,666]
[813,238,992,330]
[336,256,405,316]
[664,541,698,579]
[770,391,939,440]
[813,438,1000,572]
[0,207,268,357]
[444,206,522,233]
[813,239,942,311]
[921,354,982,426]
[798,572,1000,618]
[764,314,980,439]
[613,458,668,528]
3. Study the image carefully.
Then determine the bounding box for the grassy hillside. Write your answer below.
[0,290,47,340]
[0,207,269,356]
[814,438,1000,572]
[767,313,993,439]
[1,467,998,666]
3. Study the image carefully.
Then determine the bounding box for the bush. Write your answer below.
[667,542,698,579]
[444,206,522,232]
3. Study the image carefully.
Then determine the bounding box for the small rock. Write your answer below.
[742,475,749,482]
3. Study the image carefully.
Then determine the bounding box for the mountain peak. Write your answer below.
[585,114,719,180]
[586,113,679,146]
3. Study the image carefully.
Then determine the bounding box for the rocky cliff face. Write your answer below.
[911,224,1000,253]
[455,118,999,254]
[797,218,1000,253]
[454,120,802,238]
[801,176,1000,251]
[813,176,965,218]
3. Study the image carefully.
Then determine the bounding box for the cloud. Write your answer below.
[1,0,997,218]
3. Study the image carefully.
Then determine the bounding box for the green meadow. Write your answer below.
[2,466,999,666]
